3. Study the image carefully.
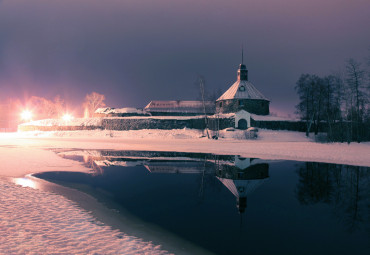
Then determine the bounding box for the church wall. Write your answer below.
[217,99,269,115]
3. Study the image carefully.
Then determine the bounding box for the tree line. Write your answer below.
[295,58,370,142]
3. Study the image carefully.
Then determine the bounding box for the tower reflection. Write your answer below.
[216,156,269,213]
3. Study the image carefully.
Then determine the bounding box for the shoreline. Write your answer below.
[0,129,369,254]
[1,129,370,171]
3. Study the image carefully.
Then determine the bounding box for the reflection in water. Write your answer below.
[36,150,370,255]
[296,162,370,233]
[215,158,269,214]
[62,150,270,215]
[13,177,37,189]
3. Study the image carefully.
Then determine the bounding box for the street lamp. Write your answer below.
[21,110,33,122]
[62,113,73,122]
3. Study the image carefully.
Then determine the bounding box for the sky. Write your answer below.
[0,0,369,116]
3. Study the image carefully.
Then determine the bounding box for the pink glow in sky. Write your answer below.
[0,0,369,115]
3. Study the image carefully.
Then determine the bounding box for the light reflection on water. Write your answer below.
[13,177,38,189]
[35,150,370,255]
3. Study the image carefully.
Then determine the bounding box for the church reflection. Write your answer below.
[215,157,269,214]
[35,150,370,254]
[73,150,270,215]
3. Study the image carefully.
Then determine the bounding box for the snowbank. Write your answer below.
[0,128,369,254]
[2,128,370,167]
[0,180,169,254]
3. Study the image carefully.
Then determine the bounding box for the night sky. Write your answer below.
[0,0,369,115]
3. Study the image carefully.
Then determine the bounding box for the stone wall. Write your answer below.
[251,119,307,131]
[18,116,235,132]
[102,118,205,130]
[18,116,311,133]
[102,117,234,131]
[217,99,269,115]
[208,117,235,131]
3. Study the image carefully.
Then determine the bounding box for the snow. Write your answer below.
[217,80,269,101]
[1,128,369,168]
[0,128,369,254]
[0,179,169,255]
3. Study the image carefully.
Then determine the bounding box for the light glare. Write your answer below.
[21,110,32,121]
[14,178,37,189]
[62,113,73,122]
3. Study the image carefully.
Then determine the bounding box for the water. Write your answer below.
[34,150,370,255]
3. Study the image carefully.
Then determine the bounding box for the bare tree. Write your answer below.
[321,75,344,141]
[83,92,106,118]
[28,95,66,119]
[295,74,325,136]
[197,75,210,139]
[295,55,370,142]
[346,59,366,142]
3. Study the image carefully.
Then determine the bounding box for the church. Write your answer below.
[141,58,270,117]
[87,57,278,133]
[216,61,270,115]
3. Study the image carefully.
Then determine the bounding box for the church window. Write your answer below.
[239,100,244,106]
[239,86,245,91]
[219,102,223,107]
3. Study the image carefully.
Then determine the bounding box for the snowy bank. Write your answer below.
[0,128,369,254]
[2,129,370,168]
[0,179,169,254]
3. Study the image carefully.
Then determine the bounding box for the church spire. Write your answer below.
[237,46,248,81]
[242,45,244,64]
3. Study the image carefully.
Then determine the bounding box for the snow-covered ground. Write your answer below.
[2,128,369,168]
[0,179,169,255]
[0,128,369,254]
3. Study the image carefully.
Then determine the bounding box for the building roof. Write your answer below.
[95,107,146,115]
[216,177,267,198]
[144,100,215,113]
[217,80,269,101]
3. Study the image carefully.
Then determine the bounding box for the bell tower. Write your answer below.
[237,48,248,81]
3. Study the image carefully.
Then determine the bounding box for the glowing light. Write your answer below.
[21,110,33,121]
[62,113,73,122]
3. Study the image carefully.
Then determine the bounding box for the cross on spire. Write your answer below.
[238,45,248,81]
[242,44,244,64]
